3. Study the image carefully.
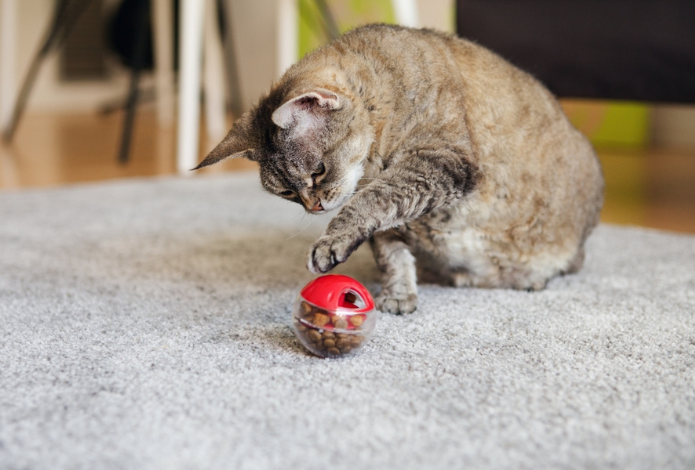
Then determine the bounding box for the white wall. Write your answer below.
[416,0,454,32]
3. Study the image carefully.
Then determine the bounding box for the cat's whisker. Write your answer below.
[357,180,380,189]
[285,216,316,241]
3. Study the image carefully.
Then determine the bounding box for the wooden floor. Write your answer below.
[2,110,695,234]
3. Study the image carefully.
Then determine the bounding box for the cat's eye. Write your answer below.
[311,163,326,182]
[280,190,295,198]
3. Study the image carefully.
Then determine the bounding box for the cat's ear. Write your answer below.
[192,111,259,170]
[271,89,342,134]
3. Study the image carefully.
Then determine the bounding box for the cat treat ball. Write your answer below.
[292,275,376,358]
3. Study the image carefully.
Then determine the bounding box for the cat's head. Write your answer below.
[194,84,372,214]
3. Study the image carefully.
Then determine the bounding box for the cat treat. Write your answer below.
[292,275,376,358]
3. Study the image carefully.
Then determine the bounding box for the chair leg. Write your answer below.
[152,0,175,127]
[391,0,419,27]
[1,0,90,143]
[176,0,206,173]
[117,0,151,164]
[219,0,243,117]
[313,0,339,40]
[0,0,18,134]
[276,0,298,77]
[203,0,227,144]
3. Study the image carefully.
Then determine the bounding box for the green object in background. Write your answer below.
[298,0,395,59]
[591,102,650,148]
[564,100,650,148]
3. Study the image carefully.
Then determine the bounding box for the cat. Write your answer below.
[194,24,604,314]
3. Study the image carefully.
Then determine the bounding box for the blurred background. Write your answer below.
[1,0,694,233]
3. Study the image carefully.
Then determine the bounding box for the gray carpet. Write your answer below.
[1,172,694,470]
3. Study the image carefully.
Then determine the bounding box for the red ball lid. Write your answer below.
[300,275,375,314]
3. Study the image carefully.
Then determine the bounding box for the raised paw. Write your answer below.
[307,233,361,274]
[375,292,418,315]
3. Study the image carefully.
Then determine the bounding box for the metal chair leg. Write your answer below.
[2,0,91,143]
[117,0,151,164]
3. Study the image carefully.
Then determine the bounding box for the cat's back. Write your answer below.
[322,24,525,85]
[324,24,474,85]
[335,24,457,61]
[308,25,564,138]
[326,26,604,289]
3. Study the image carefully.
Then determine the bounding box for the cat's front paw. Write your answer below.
[307,233,362,274]
[376,292,418,314]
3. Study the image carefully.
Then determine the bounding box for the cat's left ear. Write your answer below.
[271,89,342,134]
[192,110,259,170]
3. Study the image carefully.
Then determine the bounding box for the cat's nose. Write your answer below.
[310,200,323,212]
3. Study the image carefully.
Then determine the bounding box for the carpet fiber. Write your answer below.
[1,173,694,470]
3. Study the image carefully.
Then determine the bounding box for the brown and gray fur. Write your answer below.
[195,24,604,314]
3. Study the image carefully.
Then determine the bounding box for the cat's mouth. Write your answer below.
[305,197,337,214]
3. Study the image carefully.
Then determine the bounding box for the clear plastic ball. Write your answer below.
[292,275,377,358]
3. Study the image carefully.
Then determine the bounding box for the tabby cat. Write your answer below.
[195,24,604,314]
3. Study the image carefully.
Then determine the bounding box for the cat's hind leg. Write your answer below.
[562,246,585,275]
[511,245,587,290]
[370,230,418,314]
[450,254,553,291]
